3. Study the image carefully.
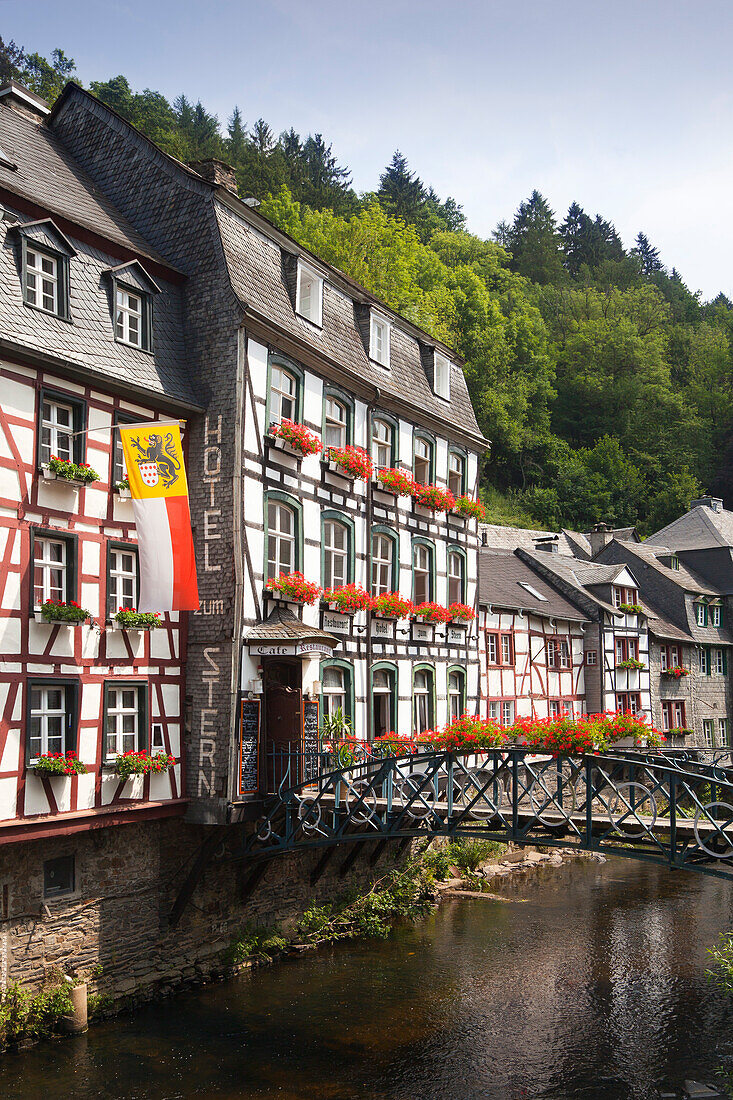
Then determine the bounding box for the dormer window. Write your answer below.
[696,602,708,627]
[115,286,143,347]
[370,312,390,367]
[296,262,323,326]
[26,248,59,314]
[434,352,451,400]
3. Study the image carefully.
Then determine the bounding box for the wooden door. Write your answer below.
[264,661,302,791]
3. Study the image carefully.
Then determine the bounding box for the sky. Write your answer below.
[4,0,733,299]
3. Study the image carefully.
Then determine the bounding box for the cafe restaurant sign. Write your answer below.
[248,641,335,657]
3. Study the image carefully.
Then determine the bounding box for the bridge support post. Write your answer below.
[339,842,366,878]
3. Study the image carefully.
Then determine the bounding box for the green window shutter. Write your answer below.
[723,650,729,676]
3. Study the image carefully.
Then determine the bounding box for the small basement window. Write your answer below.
[43,855,75,898]
[296,261,323,326]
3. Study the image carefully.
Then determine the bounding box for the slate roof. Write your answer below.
[516,550,627,617]
[0,207,197,409]
[612,540,720,596]
[244,604,339,647]
[645,504,733,551]
[0,101,172,267]
[480,523,586,556]
[215,200,485,448]
[478,550,589,621]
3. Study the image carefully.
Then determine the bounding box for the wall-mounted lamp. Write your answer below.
[312,680,322,696]
[248,678,263,694]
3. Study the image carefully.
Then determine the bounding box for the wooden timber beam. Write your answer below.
[168,824,233,928]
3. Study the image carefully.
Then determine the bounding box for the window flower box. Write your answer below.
[266,572,322,606]
[32,751,87,776]
[372,593,412,619]
[452,495,486,521]
[413,484,455,514]
[412,602,452,625]
[41,457,100,486]
[112,609,162,630]
[448,603,476,623]
[662,666,690,678]
[322,584,373,615]
[616,659,645,670]
[115,479,131,499]
[112,750,176,777]
[375,468,416,497]
[267,420,322,459]
[35,600,91,625]
[618,603,643,614]
[325,446,373,481]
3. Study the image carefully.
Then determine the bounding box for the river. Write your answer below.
[2,857,733,1100]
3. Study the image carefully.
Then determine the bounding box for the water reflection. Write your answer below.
[1,859,733,1100]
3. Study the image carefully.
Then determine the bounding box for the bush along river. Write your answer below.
[2,847,733,1100]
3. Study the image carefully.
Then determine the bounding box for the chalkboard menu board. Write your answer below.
[239,698,260,796]
[301,699,320,785]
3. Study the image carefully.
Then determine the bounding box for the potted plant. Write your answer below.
[32,750,87,776]
[452,495,486,521]
[447,603,476,623]
[372,592,412,619]
[112,750,175,777]
[375,468,416,497]
[325,445,373,481]
[616,658,645,670]
[41,456,101,486]
[36,600,91,625]
[115,478,131,499]
[322,584,373,615]
[268,419,323,459]
[266,572,322,606]
[618,602,643,614]
[413,484,455,515]
[112,608,162,630]
[663,666,690,678]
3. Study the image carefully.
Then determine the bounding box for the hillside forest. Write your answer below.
[3,39,732,534]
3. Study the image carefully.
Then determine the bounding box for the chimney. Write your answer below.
[0,81,50,122]
[533,535,559,554]
[588,522,612,557]
[690,496,724,513]
[188,158,238,194]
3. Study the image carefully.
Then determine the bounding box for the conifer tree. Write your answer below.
[632,231,664,277]
[506,190,564,284]
[378,151,426,221]
[227,107,247,163]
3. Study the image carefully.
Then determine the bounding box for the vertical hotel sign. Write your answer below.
[119,421,200,611]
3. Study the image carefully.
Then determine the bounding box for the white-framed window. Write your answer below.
[115,287,143,347]
[448,669,464,720]
[617,693,640,715]
[369,311,390,367]
[703,719,715,748]
[372,532,394,596]
[720,718,729,747]
[712,605,722,628]
[295,261,323,326]
[324,397,348,449]
[373,668,395,737]
[699,648,710,675]
[413,542,432,604]
[322,665,347,718]
[662,701,686,730]
[371,418,392,469]
[29,684,68,761]
[486,633,498,664]
[323,518,348,589]
[40,397,74,465]
[586,650,597,666]
[447,550,464,604]
[714,648,725,675]
[267,501,296,580]
[270,366,297,424]
[547,639,557,667]
[105,685,141,759]
[501,634,513,665]
[448,451,464,496]
[559,641,570,669]
[434,352,450,400]
[549,700,562,718]
[488,701,500,721]
[413,668,433,735]
[25,248,58,314]
[696,602,708,628]
[108,547,137,616]
[33,536,68,607]
[501,701,514,726]
[413,436,432,483]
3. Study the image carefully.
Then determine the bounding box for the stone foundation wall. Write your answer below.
[0,820,411,1007]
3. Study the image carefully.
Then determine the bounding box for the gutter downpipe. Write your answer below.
[366,388,381,743]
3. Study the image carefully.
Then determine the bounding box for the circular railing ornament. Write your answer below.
[693,802,733,858]
[344,779,378,827]
[394,771,435,819]
[255,817,273,842]
[297,796,322,835]
[607,783,657,837]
